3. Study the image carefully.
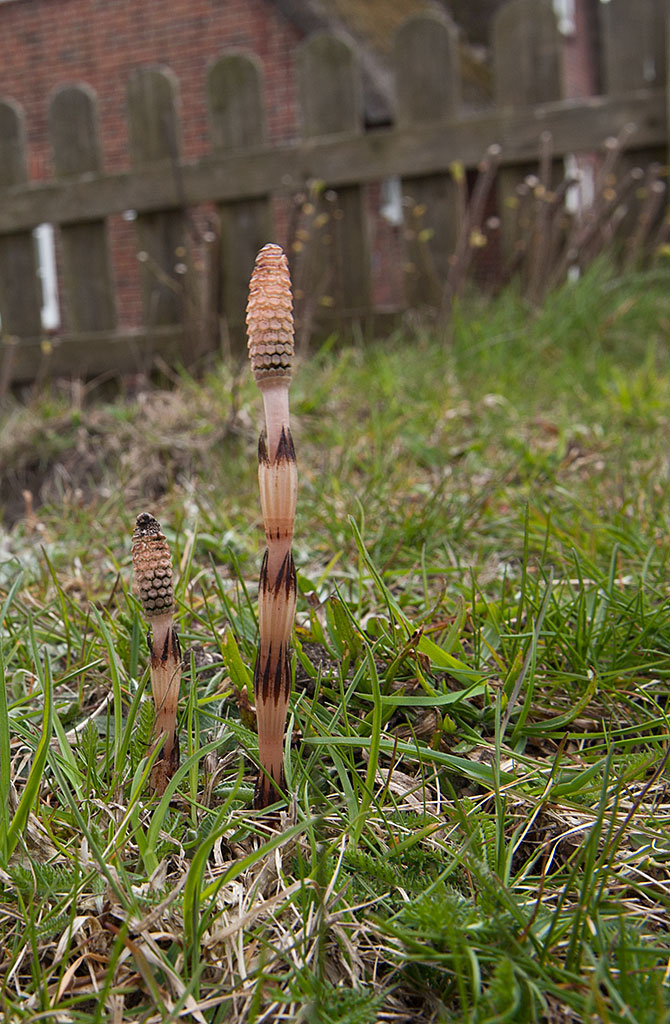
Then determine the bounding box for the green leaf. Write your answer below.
[221,627,253,695]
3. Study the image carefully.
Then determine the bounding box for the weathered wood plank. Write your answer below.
[0,91,665,235]
[49,84,116,333]
[493,0,562,109]
[127,67,187,329]
[0,100,43,338]
[396,12,461,307]
[297,32,371,315]
[600,0,666,95]
[599,0,667,236]
[299,33,361,138]
[1,325,185,385]
[207,53,272,348]
[0,99,27,185]
[493,0,562,263]
[1,310,403,386]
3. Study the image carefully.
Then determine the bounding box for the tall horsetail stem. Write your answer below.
[246,243,298,809]
[131,512,182,795]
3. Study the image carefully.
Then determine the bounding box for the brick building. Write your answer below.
[0,0,307,328]
[0,0,604,332]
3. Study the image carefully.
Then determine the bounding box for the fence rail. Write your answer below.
[0,0,667,385]
[0,92,665,235]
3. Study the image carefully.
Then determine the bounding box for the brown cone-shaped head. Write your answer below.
[246,243,294,386]
[131,512,174,618]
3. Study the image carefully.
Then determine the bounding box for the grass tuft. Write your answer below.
[1,262,669,1020]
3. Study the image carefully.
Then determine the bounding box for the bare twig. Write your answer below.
[444,144,501,310]
[527,131,554,305]
[623,164,666,269]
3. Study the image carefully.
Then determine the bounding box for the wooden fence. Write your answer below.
[0,0,667,385]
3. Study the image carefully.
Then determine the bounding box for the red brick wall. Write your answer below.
[560,0,599,100]
[1,0,302,171]
[0,0,303,328]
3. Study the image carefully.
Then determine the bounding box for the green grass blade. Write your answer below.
[6,642,53,859]
[0,648,11,862]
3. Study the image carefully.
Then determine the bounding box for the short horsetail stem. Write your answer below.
[131,512,181,795]
[247,243,297,809]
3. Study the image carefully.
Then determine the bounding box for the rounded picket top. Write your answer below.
[207,52,267,151]
[394,11,460,124]
[297,32,362,137]
[0,97,28,186]
[49,83,102,177]
[127,65,181,166]
[492,0,561,108]
[599,0,667,94]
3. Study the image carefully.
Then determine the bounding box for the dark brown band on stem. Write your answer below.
[149,624,181,666]
[259,551,296,597]
[254,642,292,706]
[150,733,180,795]
[255,640,273,704]
[273,551,289,593]
[258,432,269,466]
[253,763,286,810]
[276,426,296,464]
[258,426,296,467]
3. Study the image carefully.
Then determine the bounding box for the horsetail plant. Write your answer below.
[131,512,181,795]
[246,243,298,809]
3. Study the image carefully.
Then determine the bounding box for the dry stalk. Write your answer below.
[131,511,181,795]
[553,126,636,282]
[443,143,501,309]
[246,243,298,810]
[501,178,533,281]
[526,131,554,305]
[623,164,666,269]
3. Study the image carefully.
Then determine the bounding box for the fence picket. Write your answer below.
[0,100,42,341]
[49,84,116,333]
[600,0,667,95]
[207,53,272,349]
[492,0,562,266]
[395,12,461,308]
[297,32,371,317]
[127,66,187,331]
[599,0,667,235]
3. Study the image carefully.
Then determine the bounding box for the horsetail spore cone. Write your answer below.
[247,243,298,809]
[131,512,181,795]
